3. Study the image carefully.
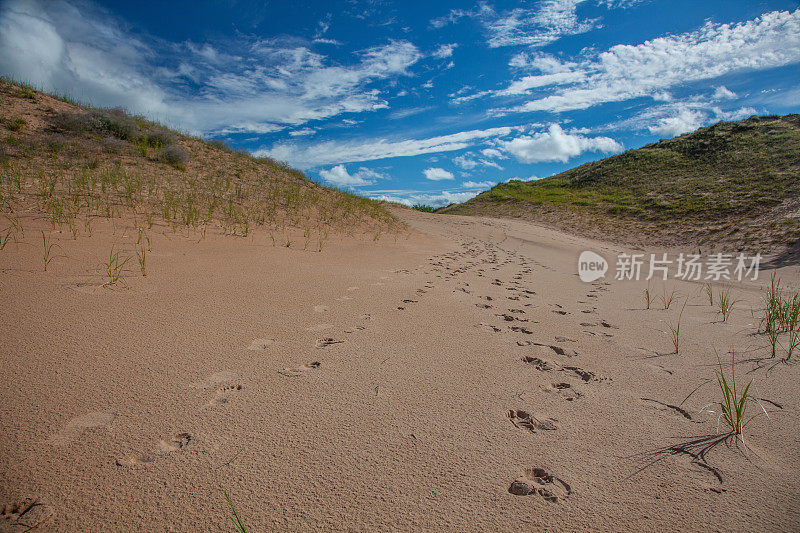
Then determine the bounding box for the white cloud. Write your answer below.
[504,9,800,114]
[367,190,478,208]
[423,167,455,181]
[433,1,600,49]
[501,124,623,163]
[289,128,316,137]
[256,126,517,169]
[433,43,457,58]
[713,85,736,100]
[601,98,760,137]
[714,106,757,122]
[508,52,579,73]
[480,159,504,170]
[453,154,479,169]
[462,180,497,188]
[647,108,707,137]
[484,0,599,48]
[498,71,585,95]
[480,148,505,158]
[318,165,386,187]
[0,0,423,134]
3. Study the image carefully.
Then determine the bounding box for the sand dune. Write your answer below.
[1,208,799,531]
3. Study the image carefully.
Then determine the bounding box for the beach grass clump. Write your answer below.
[666,300,686,354]
[159,145,190,170]
[758,273,800,358]
[715,349,752,438]
[3,117,26,132]
[718,287,737,322]
[99,246,129,286]
[40,230,57,271]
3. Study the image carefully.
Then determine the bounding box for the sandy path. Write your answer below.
[1,210,799,531]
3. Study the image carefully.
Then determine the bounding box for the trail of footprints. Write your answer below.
[426,237,623,500]
[40,230,619,514]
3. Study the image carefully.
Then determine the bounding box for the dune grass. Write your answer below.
[0,78,403,248]
[715,349,752,438]
[666,300,686,354]
[717,287,737,322]
[758,273,800,358]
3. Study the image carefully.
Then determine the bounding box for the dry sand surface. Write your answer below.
[2,208,799,531]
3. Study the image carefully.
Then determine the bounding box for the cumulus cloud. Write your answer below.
[647,108,707,137]
[423,167,455,181]
[501,124,623,163]
[318,165,386,187]
[602,98,759,137]
[462,180,497,189]
[366,190,478,208]
[256,126,517,169]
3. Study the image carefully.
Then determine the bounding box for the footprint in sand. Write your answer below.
[316,338,345,348]
[206,384,244,408]
[507,410,558,432]
[278,361,321,377]
[544,382,583,401]
[248,338,276,350]
[521,356,555,372]
[509,467,572,502]
[313,305,328,313]
[532,343,578,357]
[1,497,53,530]
[192,370,238,389]
[158,433,192,453]
[116,432,193,467]
[48,411,116,445]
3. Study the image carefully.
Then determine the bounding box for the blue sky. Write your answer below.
[1,0,799,206]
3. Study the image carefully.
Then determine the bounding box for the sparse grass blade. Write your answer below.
[223,490,248,533]
[704,283,713,306]
[661,287,676,310]
[41,231,57,271]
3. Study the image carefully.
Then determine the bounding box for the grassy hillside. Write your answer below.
[442,115,800,253]
[0,79,400,247]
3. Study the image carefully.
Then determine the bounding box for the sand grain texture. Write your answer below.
[1,209,799,531]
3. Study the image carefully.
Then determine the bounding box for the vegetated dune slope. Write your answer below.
[0,79,401,245]
[442,115,800,257]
